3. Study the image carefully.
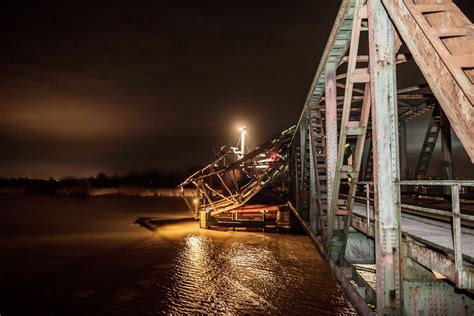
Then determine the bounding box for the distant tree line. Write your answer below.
[0,168,200,194]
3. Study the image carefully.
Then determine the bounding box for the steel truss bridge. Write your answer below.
[181,0,474,314]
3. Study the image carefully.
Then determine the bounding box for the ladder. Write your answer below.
[363,137,373,181]
[294,142,302,212]
[327,0,372,261]
[414,107,441,179]
[299,117,311,222]
[382,0,474,161]
[308,106,328,236]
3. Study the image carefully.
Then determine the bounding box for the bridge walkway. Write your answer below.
[352,202,474,260]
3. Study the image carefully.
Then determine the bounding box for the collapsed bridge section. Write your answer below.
[178,126,295,229]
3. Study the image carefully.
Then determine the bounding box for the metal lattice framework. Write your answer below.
[290,0,474,314]
[179,126,295,218]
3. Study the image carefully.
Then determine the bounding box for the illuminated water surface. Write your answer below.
[0,195,355,315]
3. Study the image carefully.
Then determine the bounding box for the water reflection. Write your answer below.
[163,231,356,315]
[184,234,208,267]
[0,195,355,315]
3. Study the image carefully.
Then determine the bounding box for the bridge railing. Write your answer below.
[399,180,473,289]
[343,179,474,289]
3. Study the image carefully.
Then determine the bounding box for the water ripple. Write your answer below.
[161,232,356,315]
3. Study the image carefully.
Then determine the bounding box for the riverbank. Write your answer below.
[0,186,196,197]
[56,186,196,197]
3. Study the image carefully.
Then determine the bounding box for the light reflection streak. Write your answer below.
[160,229,356,315]
[165,234,281,313]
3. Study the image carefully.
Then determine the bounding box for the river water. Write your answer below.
[0,194,355,315]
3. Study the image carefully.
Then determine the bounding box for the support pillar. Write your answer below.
[440,112,452,179]
[325,63,338,233]
[309,138,318,233]
[300,115,307,192]
[299,115,310,221]
[293,143,300,211]
[368,0,403,313]
[199,211,210,229]
[441,111,453,198]
[195,188,202,218]
[441,111,453,196]
[399,120,408,180]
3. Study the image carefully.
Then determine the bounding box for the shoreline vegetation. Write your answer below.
[0,170,198,197]
[0,186,196,197]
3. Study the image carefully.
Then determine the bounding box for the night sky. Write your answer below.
[1,1,473,179]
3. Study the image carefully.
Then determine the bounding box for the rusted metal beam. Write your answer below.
[321,94,431,102]
[399,203,474,222]
[328,0,365,260]
[336,81,365,95]
[368,0,403,312]
[309,135,318,233]
[292,0,353,142]
[294,140,301,212]
[399,120,409,180]
[339,53,411,64]
[405,237,473,290]
[398,180,474,186]
[397,84,430,94]
[353,213,474,290]
[325,63,338,242]
[340,84,371,256]
[307,105,328,236]
[381,0,474,162]
[299,116,311,221]
[300,115,308,198]
[405,1,474,103]
[440,110,453,184]
[451,185,464,288]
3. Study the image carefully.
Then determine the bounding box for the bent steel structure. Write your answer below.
[179,126,294,218]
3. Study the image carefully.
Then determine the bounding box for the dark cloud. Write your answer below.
[0,1,472,178]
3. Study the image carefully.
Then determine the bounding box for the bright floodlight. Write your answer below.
[239,126,247,156]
